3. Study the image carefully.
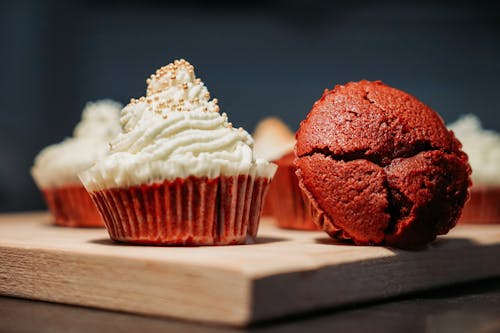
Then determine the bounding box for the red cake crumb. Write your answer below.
[295,80,471,249]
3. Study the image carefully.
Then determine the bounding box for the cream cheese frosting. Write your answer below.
[31,100,122,188]
[79,59,276,191]
[448,114,500,186]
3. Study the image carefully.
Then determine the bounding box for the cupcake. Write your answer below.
[295,81,471,249]
[253,117,318,230]
[448,114,500,224]
[31,100,122,227]
[79,59,276,245]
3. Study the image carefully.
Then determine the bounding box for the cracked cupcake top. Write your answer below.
[31,100,122,188]
[80,59,276,191]
[296,80,462,165]
[295,80,471,249]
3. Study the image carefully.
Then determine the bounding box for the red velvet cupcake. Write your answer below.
[31,100,122,227]
[295,81,471,249]
[448,114,500,224]
[79,60,276,245]
[254,118,318,230]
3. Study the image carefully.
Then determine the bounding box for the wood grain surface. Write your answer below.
[1,212,499,326]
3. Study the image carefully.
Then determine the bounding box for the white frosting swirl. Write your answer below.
[448,114,500,186]
[80,59,276,191]
[31,100,122,188]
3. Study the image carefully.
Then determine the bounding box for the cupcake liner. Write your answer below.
[88,175,271,245]
[42,185,104,227]
[261,197,274,217]
[460,186,500,224]
[266,154,318,230]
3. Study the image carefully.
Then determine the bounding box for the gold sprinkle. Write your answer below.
[170,75,176,80]
[214,106,220,113]
[193,98,199,104]
[204,92,210,99]
[182,83,188,90]
[177,107,182,111]
[146,99,152,104]
[162,115,168,119]
[154,96,160,101]
[203,107,208,112]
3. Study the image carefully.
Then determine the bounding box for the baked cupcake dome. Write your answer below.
[295,80,471,249]
[80,59,276,245]
[31,100,122,227]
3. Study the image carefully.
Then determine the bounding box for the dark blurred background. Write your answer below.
[1,0,499,212]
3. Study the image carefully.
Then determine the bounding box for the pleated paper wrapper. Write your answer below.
[460,186,500,224]
[88,175,271,245]
[42,185,104,227]
[266,153,318,230]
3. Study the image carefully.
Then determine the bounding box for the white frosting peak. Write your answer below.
[32,100,122,188]
[448,114,500,186]
[74,100,123,139]
[80,59,276,191]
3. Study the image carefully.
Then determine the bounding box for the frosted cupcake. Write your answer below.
[253,117,293,218]
[31,100,122,227]
[448,114,500,223]
[79,59,277,245]
[253,118,318,230]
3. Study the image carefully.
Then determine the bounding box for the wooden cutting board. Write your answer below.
[1,212,499,326]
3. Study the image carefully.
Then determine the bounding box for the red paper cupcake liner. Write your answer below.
[42,185,104,227]
[261,196,274,217]
[265,153,318,230]
[460,186,500,224]
[88,175,271,245]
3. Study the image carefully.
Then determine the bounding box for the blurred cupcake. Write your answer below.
[253,118,293,218]
[448,114,500,224]
[31,100,122,227]
[254,117,318,230]
[79,59,276,245]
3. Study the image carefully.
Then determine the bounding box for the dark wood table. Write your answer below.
[1,278,500,333]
